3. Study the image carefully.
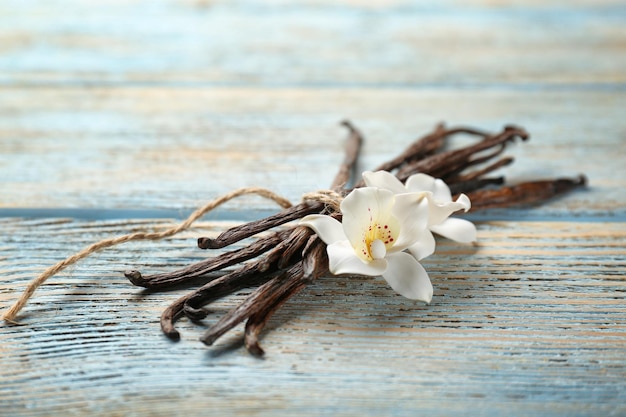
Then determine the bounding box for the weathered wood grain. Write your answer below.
[0,218,624,416]
[1,87,624,217]
[1,0,624,415]
[0,0,624,86]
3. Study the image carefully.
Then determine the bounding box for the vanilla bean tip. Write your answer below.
[504,125,529,140]
[245,339,265,357]
[161,307,183,341]
[340,119,353,128]
[161,325,181,341]
[197,237,214,249]
[554,174,588,193]
[184,305,209,321]
[124,270,147,286]
[200,333,218,346]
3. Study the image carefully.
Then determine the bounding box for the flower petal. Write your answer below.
[382,252,433,303]
[427,193,472,226]
[406,173,452,202]
[362,170,407,194]
[408,229,436,260]
[327,241,387,276]
[300,214,346,244]
[390,193,430,251]
[370,239,387,260]
[455,193,472,211]
[340,187,395,250]
[429,217,477,243]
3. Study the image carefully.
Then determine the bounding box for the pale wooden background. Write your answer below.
[1,1,625,416]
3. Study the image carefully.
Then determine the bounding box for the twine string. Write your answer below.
[2,187,345,324]
[1,187,294,324]
[301,189,344,213]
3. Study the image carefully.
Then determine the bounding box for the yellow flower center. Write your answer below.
[357,219,398,262]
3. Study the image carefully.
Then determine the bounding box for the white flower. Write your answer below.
[362,171,477,244]
[300,187,434,303]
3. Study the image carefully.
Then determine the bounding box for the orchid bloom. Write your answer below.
[300,187,434,303]
[362,171,477,245]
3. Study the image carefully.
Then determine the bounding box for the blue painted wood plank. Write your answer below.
[1,88,623,219]
[1,1,625,416]
[0,218,624,416]
[0,0,624,87]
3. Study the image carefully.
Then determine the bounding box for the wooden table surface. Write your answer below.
[1,1,625,416]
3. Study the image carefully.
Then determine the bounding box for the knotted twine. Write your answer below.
[2,187,343,324]
[301,189,343,213]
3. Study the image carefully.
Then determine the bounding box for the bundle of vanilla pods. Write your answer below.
[125,121,586,356]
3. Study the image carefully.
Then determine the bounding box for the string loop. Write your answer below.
[2,187,294,323]
[302,189,344,213]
